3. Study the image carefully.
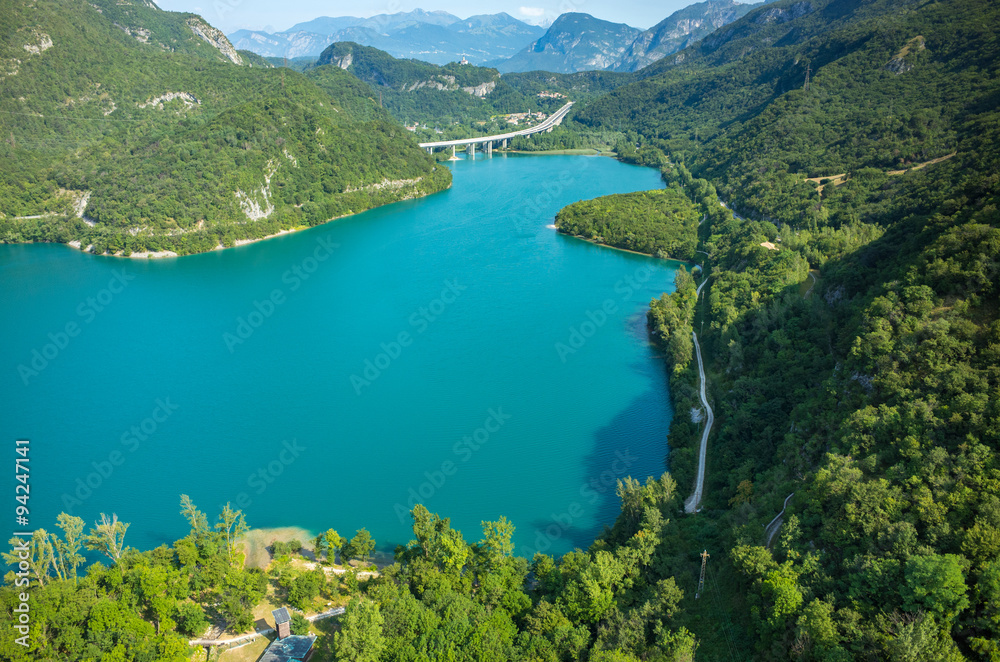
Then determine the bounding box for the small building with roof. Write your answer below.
[259,608,315,662]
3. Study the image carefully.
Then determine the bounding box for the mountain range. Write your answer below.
[231,2,765,74]
[228,10,544,65]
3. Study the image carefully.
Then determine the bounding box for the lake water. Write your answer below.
[0,154,677,558]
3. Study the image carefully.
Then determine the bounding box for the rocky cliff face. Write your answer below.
[186,17,242,64]
[613,0,757,72]
[497,13,641,74]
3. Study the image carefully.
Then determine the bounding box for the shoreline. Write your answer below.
[50,184,450,259]
[552,226,698,266]
[506,148,617,157]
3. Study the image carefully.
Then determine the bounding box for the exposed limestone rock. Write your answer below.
[186,17,243,65]
[333,52,353,69]
[752,2,813,25]
[138,92,200,109]
[235,160,278,221]
[461,80,496,97]
[886,35,925,74]
[114,22,151,43]
[343,177,422,194]
[23,33,53,55]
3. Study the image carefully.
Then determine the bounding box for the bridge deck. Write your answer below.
[418,102,573,149]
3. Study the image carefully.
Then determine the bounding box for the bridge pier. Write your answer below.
[452,145,456,159]
[502,139,508,150]
[467,143,476,158]
[485,141,493,157]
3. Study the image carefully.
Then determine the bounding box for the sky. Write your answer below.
[155,0,706,34]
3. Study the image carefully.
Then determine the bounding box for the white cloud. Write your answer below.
[518,6,546,17]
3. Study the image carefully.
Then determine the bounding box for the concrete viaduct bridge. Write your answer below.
[418,102,573,157]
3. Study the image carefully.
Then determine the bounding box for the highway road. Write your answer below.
[418,102,574,149]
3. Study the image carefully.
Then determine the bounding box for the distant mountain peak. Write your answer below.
[612,0,758,72]
[497,12,642,74]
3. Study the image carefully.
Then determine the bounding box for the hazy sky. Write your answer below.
[155,0,710,34]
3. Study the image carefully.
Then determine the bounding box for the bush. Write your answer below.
[272,539,303,556]
[291,612,311,635]
[175,602,208,637]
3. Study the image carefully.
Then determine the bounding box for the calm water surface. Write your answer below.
[0,154,678,557]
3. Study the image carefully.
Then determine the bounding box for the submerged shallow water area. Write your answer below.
[1,154,679,557]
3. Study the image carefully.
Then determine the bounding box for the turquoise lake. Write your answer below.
[0,154,678,558]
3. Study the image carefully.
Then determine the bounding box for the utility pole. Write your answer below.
[696,550,710,599]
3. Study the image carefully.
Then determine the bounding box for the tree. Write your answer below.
[656,626,698,662]
[51,514,85,582]
[345,529,375,564]
[291,611,310,635]
[215,503,249,566]
[479,517,515,569]
[175,602,208,637]
[3,530,54,586]
[325,529,344,565]
[289,569,325,609]
[85,513,129,564]
[334,599,386,662]
[903,554,970,625]
[217,568,267,633]
[312,531,327,561]
[179,494,208,536]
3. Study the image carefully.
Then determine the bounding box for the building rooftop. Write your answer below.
[272,607,291,625]
[259,634,316,662]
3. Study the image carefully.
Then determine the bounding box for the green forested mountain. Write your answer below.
[312,42,553,133]
[562,0,1000,658]
[0,0,448,256]
[305,43,633,150]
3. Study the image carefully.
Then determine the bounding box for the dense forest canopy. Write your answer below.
[565,0,1000,658]
[555,187,700,260]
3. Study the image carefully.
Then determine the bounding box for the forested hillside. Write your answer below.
[0,0,448,256]
[565,0,1000,657]
[312,42,558,137]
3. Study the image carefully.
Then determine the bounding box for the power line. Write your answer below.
[708,564,745,662]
